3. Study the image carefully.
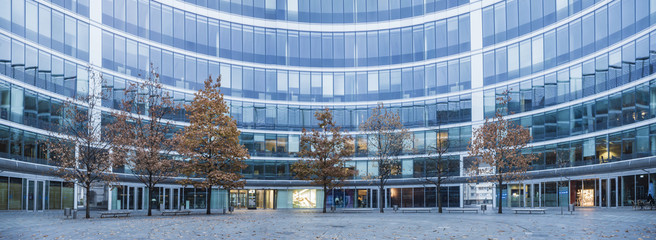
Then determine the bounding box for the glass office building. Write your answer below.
[0,0,655,211]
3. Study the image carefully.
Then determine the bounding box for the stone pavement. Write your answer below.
[0,207,654,239]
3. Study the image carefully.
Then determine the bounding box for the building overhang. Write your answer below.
[1,156,655,188]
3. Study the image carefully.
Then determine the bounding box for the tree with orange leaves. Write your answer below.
[467,93,536,214]
[176,76,249,215]
[292,108,355,213]
[110,66,180,216]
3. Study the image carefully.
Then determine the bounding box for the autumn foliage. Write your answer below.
[110,66,180,216]
[467,93,536,214]
[176,76,249,215]
[292,108,355,213]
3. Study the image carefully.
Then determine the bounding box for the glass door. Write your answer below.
[27,180,34,211]
[173,189,179,210]
[357,189,368,208]
[610,178,617,207]
[256,190,264,209]
[265,190,275,209]
[163,188,170,210]
[36,181,43,211]
[601,179,608,207]
[238,190,247,208]
[230,190,238,208]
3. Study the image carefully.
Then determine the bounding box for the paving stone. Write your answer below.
[0,208,654,239]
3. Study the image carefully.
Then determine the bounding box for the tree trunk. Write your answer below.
[206,186,212,215]
[497,180,503,214]
[379,182,384,213]
[85,186,91,218]
[147,187,153,216]
[437,184,443,213]
[322,185,327,213]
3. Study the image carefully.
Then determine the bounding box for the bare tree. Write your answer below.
[467,93,537,214]
[47,71,123,218]
[422,127,455,213]
[176,76,250,215]
[292,108,355,213]
[110,66,180,216]
[555,148,570,214]
[360,103,411,213]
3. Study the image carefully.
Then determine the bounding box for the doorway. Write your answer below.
[24,180,45,211]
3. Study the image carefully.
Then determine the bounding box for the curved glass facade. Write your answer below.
[1,0,656,211]
[178,0,469,23]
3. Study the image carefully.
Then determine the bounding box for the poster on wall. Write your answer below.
[247,190,257,209]
[292,189,316,208]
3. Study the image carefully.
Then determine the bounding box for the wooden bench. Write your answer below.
[100,211,131,218]
[400,208,432,213]
[342,208,373,213]
[512,208,546,214]
[162,210,192,216]
[445,208,479,213]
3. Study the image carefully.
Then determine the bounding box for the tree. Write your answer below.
[422,127,454,213]
[292,108,355,213]
[467,93,536,214]
[176,76,249,215]
[555,148,570,214]
[360,103,411,213]
[47,71,123,218]
[110,66,180,216]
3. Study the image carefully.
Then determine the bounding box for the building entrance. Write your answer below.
[230,190,275,209]
[24,179,44,211]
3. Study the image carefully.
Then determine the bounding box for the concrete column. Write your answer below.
[469,8,483,51]
[469,6,484,123]
[73,183,79,210]
[599,178,602,207]
[107,186,112,210]
[568,180,571,205]
[492,183,496,208]
[460,184,464,208]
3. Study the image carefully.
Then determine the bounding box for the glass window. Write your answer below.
[77,22,89,61]
[412,26,423,61]
[595,6,608,51]
[160,6,173,45]
[622,0,635,38]
[532,36,544,73]
[518,0,531,35]
[401,27,412,63]
[436,20,447,57]
[25,1,38,42]
[494,3,506,43]
[51,11,64,53]
[447,17,458,55]
[543,30,556,70]
[458,14,470,52]
[482,6,494,46]
[608,1,621,45]
[38,5,51,48]
[173,9,184,49]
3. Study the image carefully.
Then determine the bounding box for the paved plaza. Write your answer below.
[0,208,654,239]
